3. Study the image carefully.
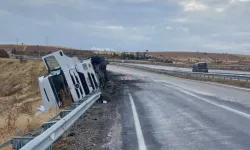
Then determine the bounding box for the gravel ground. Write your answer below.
[53,72,123,150]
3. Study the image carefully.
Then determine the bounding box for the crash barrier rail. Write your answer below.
[109,60,250,71]
[112,63,250,82]
[0,90,101,150]
[9,54,42,60]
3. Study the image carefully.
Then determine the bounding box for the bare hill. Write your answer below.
[0,44,94,58]
[148,51,249,63]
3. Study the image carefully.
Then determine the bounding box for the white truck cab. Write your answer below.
[39,50,99,110]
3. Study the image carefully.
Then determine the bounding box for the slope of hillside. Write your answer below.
[0,58,58,146]
[0,44,94,58]
[0,44,79,52]
[148,51,247,63]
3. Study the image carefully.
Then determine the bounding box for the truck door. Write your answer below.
[69,70,85,100]
[80,63,94,92]
[76,63,93,95]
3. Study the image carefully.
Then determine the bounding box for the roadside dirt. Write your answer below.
[53,72,123,150]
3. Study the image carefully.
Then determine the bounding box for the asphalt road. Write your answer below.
[125,63,250,75]
[108,65,250,150]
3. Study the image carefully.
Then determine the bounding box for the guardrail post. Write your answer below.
[0,140,12,149]
[12,137,34,150]
[42,121,58,131]
[60,110,72,118]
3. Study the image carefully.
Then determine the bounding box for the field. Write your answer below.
[0,58,59,146]
[1,44,250,65]
[148,51,250,64]
[0,44,94,58]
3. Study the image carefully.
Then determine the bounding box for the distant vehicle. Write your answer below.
[192,62,208,73]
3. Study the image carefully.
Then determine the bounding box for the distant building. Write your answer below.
[0,49,9,58]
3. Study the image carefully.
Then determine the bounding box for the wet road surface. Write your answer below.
[108,65,250,150]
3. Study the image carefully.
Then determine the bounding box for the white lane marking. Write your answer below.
[164,84,250,119]
[127,90,147,150]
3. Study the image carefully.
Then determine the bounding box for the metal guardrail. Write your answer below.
[0,91,101,150]
[112,63,250,82]
[9,54,42,60]
[109,60,250,71]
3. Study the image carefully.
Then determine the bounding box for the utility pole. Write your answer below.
[16,38,19,44]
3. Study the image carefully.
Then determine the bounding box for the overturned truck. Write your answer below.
[39,50,101,110]
[90,55,108,88]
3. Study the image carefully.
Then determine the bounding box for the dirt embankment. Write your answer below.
[0,58,58,146]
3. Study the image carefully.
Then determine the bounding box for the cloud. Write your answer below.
[23,0,88,6]
[171,18,189,23]
[179,1,207,11]
[204,43,234,50]
[0,9,8,18]
[0,0,250,53]
[163,26,189,32]
[230,0,250,3]
[164,26,173,30]
[115,0,153,3]
[104,26,124,30]
[204,42,250,54]
[215,8,224,12]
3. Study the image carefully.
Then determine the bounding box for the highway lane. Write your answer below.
[108,65,250,150]
[124,63,250,75]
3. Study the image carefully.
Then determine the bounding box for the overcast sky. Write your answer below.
[0,0,250,54]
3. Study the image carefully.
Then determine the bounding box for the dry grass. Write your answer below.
[0,44,94,57]
[148,51,247,62]
[19,101,35,116]
[0,58,46,98]
[60,88,73,108]
[0,107,59,146]
[0,58,56,146]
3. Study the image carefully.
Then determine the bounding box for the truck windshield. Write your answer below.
[44,56,61,71]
